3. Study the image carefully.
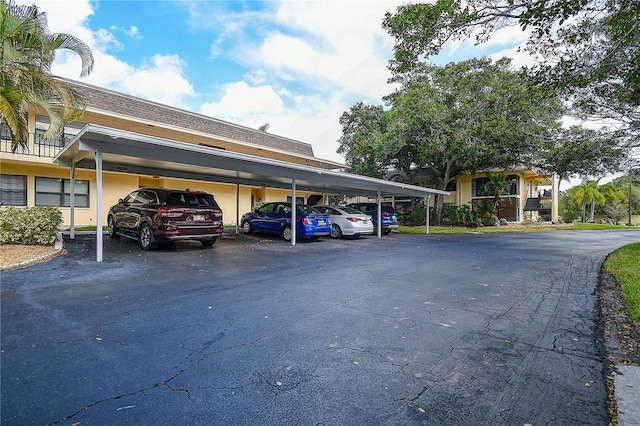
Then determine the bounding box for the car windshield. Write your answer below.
[166,192,220,208]
[339,206,366,214]
[297,204,321,214]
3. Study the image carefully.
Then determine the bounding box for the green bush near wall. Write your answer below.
[0,206,62,245]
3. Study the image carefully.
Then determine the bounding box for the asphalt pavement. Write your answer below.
[1,229,639,425]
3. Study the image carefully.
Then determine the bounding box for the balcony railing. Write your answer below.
[0,126,72,158]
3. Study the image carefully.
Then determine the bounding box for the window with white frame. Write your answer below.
[35,177,89,207]
[0,174,27,206]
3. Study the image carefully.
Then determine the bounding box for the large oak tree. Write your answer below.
[382,0,639,155]
[339,58,564,224]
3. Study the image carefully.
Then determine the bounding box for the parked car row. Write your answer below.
[107,187,399,250]
[241,202,399,241]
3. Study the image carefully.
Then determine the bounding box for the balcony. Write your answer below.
[0,125,72,158]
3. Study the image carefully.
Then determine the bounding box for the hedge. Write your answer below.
[0,206,62,245]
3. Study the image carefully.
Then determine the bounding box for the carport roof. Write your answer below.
[54,124,449,199]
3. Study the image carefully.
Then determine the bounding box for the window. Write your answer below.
[0,174,27,206]
[286,196,305,205]
[35,177,89,207]
[472,175,519,197]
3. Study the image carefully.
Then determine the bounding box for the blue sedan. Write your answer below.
[241,202,331,241]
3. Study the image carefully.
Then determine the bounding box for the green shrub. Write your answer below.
[0,206,62,245]
[401,204,427,226]
[443,205,481,227]
[473,199,496,225]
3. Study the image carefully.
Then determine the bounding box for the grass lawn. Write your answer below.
[604,243,640,327]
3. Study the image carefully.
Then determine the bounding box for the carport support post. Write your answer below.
[235,183,240,234]
[95,148,103,262]
[291,176,297,246]
[69,163,76,240]
[426,195,430,235]
[377,190,382,238]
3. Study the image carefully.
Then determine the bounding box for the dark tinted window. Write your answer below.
[339,206,363,214]
[297,204,318,214]
[166,192,220,208]
[0,174,26,206]
[135,191,157,204]
[257,203,276,213]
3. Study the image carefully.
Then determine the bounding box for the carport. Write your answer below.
[54,124,449,261]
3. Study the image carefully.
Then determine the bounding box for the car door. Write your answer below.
[252,202,275,233]
[118,190,155,236]
[268,202,291,233]
[112,191,140,236]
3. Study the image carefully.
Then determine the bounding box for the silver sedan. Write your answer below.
[314,205,375,238]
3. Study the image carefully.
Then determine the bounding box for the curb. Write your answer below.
[615,365,640,425]
[0,233,65,272]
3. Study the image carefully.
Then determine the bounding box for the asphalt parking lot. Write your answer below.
[2,229,639,425]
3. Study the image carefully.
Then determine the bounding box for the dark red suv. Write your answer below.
[107,187,224,250]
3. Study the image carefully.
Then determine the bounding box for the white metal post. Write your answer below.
[426,195,430,235]
[235,183,240,234]
[69,163,76,240]
[95,147,103,262]
[291,176,297,246]
[377,189,382,238]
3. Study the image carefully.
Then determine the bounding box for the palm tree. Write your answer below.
[571,180,605,222]
[586,181,605,222]
[0,0,94,152]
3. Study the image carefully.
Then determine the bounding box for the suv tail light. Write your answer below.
[159,207,184,218]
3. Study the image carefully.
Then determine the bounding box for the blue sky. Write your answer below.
[33,0,532,163]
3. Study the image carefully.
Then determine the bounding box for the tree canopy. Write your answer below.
[0,0,94,151]
[338,57,564,224]
[382,0,639,154]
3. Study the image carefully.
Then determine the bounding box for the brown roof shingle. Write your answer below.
[65,78,316,157]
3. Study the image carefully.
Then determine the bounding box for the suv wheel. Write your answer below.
[241,220,253,234]
[139,223,158,250]
[108,215,119,239]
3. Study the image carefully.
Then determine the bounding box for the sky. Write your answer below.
[29,0,535,165]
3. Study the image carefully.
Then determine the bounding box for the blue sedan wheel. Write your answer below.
[241,220,252,234]
[282,226,292,242]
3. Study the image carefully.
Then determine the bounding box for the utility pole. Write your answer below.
[629,162,633,226]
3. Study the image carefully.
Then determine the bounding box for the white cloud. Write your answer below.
[200,81,283,117]
[117,55,196,107]
[199,81,346,162]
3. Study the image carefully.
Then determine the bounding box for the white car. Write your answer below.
[314,205,375,239]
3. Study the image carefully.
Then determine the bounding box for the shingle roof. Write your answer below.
[63,78,316,158]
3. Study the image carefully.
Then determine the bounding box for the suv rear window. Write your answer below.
[166,192,220,208]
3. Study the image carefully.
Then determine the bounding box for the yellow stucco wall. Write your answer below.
[0,158,319,227]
